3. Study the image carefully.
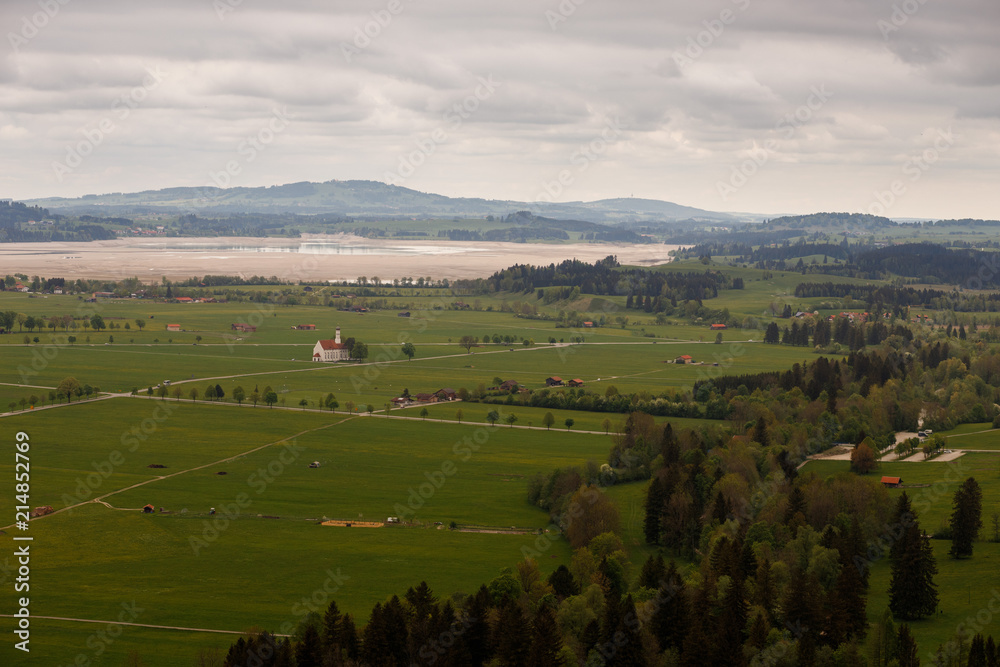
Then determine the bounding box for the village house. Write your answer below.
[710,323,727,330]
[545,376,564,386]
[414,392,436,403]
[166,324,181,332]
[675,355,693,364]
[880,476,902,488]
[174,296,194,303]
[434,388,457,401]
[294,324,317,330]
[568,379,585,387]
[312,327,350,362]
[231,323,257,332]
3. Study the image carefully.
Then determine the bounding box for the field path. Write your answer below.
[0,418,353,531]
[0,613,289,637]
[0,381,56,389]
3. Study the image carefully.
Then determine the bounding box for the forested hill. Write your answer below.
[761,212,896,230]
[23,179,735,223]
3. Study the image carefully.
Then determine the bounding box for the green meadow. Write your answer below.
[1,257,998,663]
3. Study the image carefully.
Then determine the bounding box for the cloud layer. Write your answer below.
[2,0,998,218]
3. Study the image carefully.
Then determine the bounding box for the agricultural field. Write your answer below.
[3,255,1000,664]
[0,399,606,664]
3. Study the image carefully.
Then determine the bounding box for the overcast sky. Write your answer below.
[1,0,997,218]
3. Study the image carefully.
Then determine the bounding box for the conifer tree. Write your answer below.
[970,634,989,667]
[608,595,646,667]
[717,576,748,666]
[644,476,666,544]
[321,599,341,649]
[753,557,777,625]
[889,502,939,620]
[494,599,529,667]
[527,603,563,667]
[463,585,492,666]
[294,625,323,667]
[783,567,823,665]
[638,554,666,590]
[950,477,983,558]
[649,560,687,653]
[361,603,390,667]
[339,614,359,663]
[547,564,579,598]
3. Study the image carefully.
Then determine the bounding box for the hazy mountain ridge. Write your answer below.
[23,180,736,224]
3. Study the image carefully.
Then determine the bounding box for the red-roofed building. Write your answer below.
[710,323,727,330]
[676,354,693,364]
[175,297,194,303]
[880,476,902,488]
[545,376,563,386]
[166,324,181,332]
[568,379,585,387]
[313,327,350,362]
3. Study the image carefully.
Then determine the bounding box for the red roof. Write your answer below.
[881,476,901,485]
[679,355,692,360]
[317,340,347,350]
[175,297,193,302]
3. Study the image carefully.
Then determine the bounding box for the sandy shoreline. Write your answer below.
[0,235,680,282]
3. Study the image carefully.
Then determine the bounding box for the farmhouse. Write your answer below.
[710,323,727,330]
[545,376,564,386]
[175,297,194,303]
[231,323,256,332]
[568,379,585,387]
[166,324,181,332]
[675,355,693,364]
[497,379,519,391]
[413,393,436,403]
[434,388,457,401]
[312,327,350,362]
[881,476,902,488]
[583,321,594,328]
[294,324,317,330]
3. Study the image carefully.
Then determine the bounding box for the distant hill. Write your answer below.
[760,212,897,230]
[23,180,735,224]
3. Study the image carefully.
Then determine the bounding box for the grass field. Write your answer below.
[2,260,997,664]
[0,398,607,663]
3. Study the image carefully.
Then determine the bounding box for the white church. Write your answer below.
[312,327,350,362]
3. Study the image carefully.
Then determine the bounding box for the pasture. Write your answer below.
[0,398,605,663]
